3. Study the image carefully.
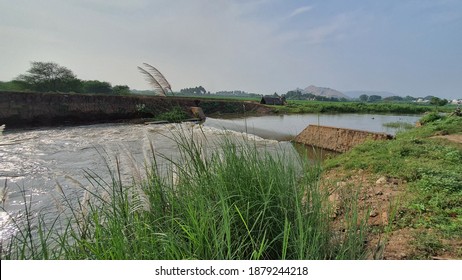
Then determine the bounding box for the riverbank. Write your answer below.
[322,114,462,259]
[273,100,451,115]
[0,91,271,128]
[1,90,450,129]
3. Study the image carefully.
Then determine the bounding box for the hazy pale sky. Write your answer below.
[1,0,461,99]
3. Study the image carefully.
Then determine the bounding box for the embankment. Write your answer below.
[0,91,270,128]
[295,125,393,152]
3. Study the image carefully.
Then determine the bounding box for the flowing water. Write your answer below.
[0,113,420,246]
[0,122,287,244]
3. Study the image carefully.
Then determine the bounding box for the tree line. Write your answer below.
[284,90,348,102]
[0,61,130,95]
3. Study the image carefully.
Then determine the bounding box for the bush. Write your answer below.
[156,106,189,122]
[419,112,442,124]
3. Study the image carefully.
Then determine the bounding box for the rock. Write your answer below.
[328,192,340,203]
[376,190,383,196]
[376,176,388,185]
[369,210,379,217]
[399,253,407,259]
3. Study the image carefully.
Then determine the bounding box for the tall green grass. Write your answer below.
[2,128,367,260]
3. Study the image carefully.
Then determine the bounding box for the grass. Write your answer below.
[271,100,453,115]
[324,115,462,258]
[1,127,367,260]
[155,106,190,123]
[382,121,414,130]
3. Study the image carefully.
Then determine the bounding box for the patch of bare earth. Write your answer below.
[321,167,462,259]
[321,168,407,259]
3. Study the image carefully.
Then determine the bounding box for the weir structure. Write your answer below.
[294,124,393,153]
[0,91,270,128]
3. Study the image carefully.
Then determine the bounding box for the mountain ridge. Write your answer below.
[302,85,350,99]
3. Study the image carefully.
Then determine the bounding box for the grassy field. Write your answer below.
[273,100,454,115]
[2,129,367,260]
[323,114,462,259]
[176,95,454,115]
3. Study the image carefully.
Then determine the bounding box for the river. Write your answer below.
[204,113,420,140]
[0,113,420,246]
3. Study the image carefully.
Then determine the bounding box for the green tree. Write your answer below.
[284,90,303,100]
[112,85,130,95]
[368,95,382,102]
[383,96,404,102]
[16,61,81,92]
[404,95,416,102]
[430,97,448,107]
[179,86,207,95]
[0,80,29,91]
[359,94,369,102]
[82,80,112,94]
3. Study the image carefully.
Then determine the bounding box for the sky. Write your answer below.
[1,0,461,99]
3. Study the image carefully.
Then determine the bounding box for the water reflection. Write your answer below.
[204,113,421,141]
[292,142,339,162]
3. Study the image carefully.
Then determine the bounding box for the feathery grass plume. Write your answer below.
[142,63,172,93]
[137,66,166,96]
[137,63,172,96]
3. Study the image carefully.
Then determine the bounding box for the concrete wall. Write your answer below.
[0,91,269,128]
[294,125,393,153]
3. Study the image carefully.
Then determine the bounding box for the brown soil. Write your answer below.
[321,169,409,259]
[321,166,461,260]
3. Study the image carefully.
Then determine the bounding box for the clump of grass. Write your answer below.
[419,112,442,125]
[2,127,367,260]
[156,106,190,123]
[279,100,442,115]
[383,121,414,130]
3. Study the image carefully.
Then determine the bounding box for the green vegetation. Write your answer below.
[2,131,367,260]
[382,121,414,130]
[281,90,348,102]
[179,86,208,95]
[0,80,28,91]
[155,106,190,123]
[324,115,462,258]
[1,61,130,95]
[271,100,451,114]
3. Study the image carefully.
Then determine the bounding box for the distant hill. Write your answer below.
[344,90,397,99]
[302,85,350,100]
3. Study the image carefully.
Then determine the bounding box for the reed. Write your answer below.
[382,121,414,130]
[2,127,367,260]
